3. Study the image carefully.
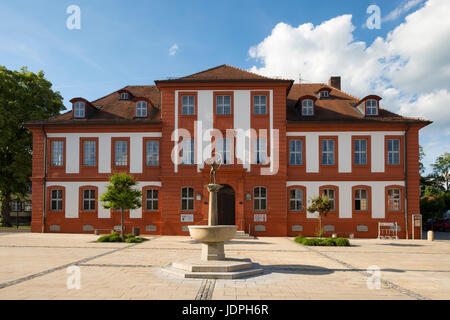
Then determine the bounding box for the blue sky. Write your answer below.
[1,0,448,173]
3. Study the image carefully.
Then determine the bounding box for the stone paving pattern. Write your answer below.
[0,233,449,300]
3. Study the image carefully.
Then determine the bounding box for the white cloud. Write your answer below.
[383,0,424,22]
[248,0,450,172]
[169,44,179,56]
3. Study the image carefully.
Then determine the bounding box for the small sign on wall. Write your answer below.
[180,214,194,222]
[254,214,267,222]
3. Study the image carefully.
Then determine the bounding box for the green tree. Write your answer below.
[100,173,142,240]
[307,195,331,238]
[0,66,65,226]
[432,152,450,190]
[423,185,440,198]
[419,145,425,174]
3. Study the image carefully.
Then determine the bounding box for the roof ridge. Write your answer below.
[178,64,228,79]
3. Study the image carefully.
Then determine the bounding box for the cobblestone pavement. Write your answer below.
[0,233,449,300]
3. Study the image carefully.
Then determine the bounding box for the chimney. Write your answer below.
[328,76,341,90]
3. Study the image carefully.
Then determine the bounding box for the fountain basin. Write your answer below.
[188,225,237,243]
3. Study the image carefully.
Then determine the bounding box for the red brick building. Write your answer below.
[25,65,430,238]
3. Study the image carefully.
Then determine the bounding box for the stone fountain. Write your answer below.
[162,157,263,279]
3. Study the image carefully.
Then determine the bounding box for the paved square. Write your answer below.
[0,233,449,300]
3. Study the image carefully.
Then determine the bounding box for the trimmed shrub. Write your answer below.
[97,232,148,243]
[97,232,122,242]
[294,236,350,247]
[334,238,350,246]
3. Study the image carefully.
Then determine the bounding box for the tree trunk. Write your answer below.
[318,215,323,238]
[121,208,125,241]
[1,193,12,227]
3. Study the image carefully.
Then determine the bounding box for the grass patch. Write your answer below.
[294,235,350,246]
[97,232,149,243]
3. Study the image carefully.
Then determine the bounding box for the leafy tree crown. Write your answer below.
[100,173,142,210]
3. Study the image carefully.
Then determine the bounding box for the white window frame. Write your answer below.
[83,140,96,166]
[50,189,63,211]
[82,189,96,211]
[388,188,401,211]
[387,139,400,165]
[10,200,21,212]
[254,187,267,211]
[354,139,367,165]
[114,140,128,166]
[321,139,335,165]
[136,101,148,117]
[146,140,159,166]
[320,90,329,98]
[289,188,304,211]
[302,99,314,116]
[181,138,194,165]
[322,188,336,211]
[253,95,267,115]
[253,137,267,165]
[181,187,194,211]
[51,140,64,167]
[215,138,232,165]
[146,189,159,211]
[181,95,195,115]
[289,140,303,165]
[120,92,129,100]
[73,102,85,118]
[216,95,231,115]
[354,189,368,211]
[365,99,378,116]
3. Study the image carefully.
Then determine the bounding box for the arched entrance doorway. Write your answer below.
[217,185,235,225]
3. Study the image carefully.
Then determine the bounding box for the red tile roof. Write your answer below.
[27,85,161,125]
[25,65,430,126]
[156,64,293,83]
[287,83,430,124]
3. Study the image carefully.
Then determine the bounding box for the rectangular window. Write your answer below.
[289,140,303,165]
[254,137,267,165]
[82,189,96,211]
[253,95,267,115]
[322,189,335,211]
[146,140,159,166]
[216,95,231,115]
[146,189,159,211]
[51,140,64,166]
[387,139,400,165]
[50,189,63,211]
[289,189,304,211]
[302,100,314,115]
[181,95,195,115]
[24,200,32,212]
[215,138,232,165]
[321,139,335,165]
[254,187,267,211]
[114,140,128,166]
[388,188,401,211]
[354,189,368,211]
[83,140,96,166]
[181,187,194,211]
[10,200,21,212]
[181,138,194,165]
[366,99,378,115]
[354,139,367,165]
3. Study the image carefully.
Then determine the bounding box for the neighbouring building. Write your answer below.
[25,65,431,238]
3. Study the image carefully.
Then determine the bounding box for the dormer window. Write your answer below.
[136,101,148,117]
[320,90,329,98]
[302,99,314,116]
[366,99,378,115]
[120,92,129,100]
[73,102,85,118]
